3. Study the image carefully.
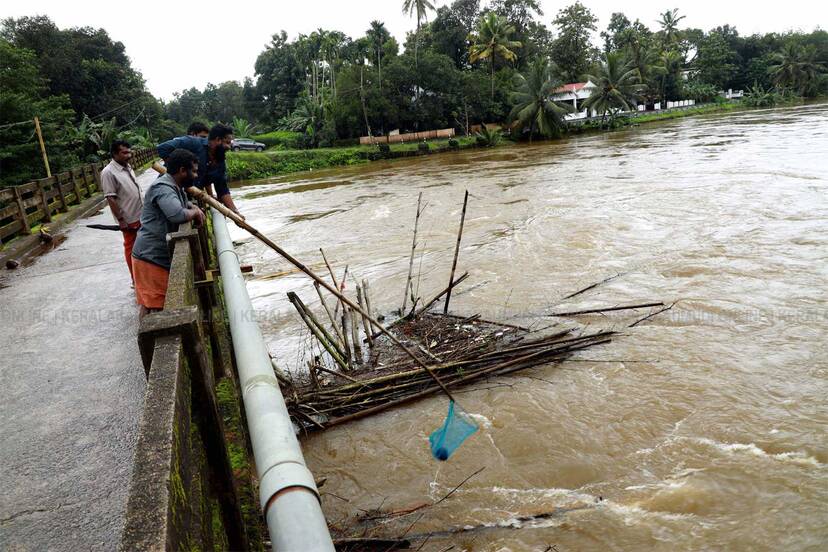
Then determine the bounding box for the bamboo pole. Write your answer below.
[415,272,468,319]
[194,187,456,401]
[356,284,374,348]
[340,313,353,367]
[362,279,375,322]
[402,192,423,314]
[321,339,601,428]
[549,302,664,317]
[333,265,349,320]
[287,292,349,371]
[292,292,348,360]
[444,190,469,314]
[307,361,321,389]
[314,281,346,348]
[349,307,362,361]
[34,117,51,178]
[298,329,601,402]
[313,363,359,383]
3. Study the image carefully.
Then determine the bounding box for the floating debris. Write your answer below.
[275,192,667,433]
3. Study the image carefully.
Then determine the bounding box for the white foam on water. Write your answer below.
[692,437,824,468]
[601,501,696,526]
[490,485,595,505]
[625,467,705,492]
[372,205,391,219]
[487,485,695,528]
[466,412,492,429]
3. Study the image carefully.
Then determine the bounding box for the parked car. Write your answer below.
[230,138,265,152]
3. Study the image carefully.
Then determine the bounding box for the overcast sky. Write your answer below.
[3,1,825,100]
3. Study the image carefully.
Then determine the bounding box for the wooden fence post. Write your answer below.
[36,179,52,223]
[12,186,29,236]
[70,169,84,204]
[92,163,103,194]
[83,165,96,195]
[55,174,68,212]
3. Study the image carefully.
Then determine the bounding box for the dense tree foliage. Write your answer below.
[0,16,179,186]
[0,38,77,186]
[231,2,824,145]
[2,5,827,186]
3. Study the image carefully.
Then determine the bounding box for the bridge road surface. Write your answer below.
[0,169,157,551]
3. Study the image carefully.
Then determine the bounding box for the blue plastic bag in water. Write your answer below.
[429,400,478,461]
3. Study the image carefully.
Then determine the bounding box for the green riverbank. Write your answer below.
[226,136,478,180]
[226,101,744,182]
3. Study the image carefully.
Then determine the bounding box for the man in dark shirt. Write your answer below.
[132,149,205,318]
[155,124,241,215]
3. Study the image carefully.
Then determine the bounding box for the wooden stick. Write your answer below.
[628,301,676,328]
[362,278,374,322]
[191,186,457,401]
[433,467,486,506]
[320,248,338,288]
[314,281,346,348]
[307,361,321,389]
[287,292,349,371]
[333,264,349,320]
[560,272,624,301]
[548,302,664,317]
[294,292,348,359]
[350,307,362,360]
[322,339,598,427]
[414,272,469,319]
[340,313,353,366]
[444,190,469,314]
[313,363,360,383]
[437,312,530,332]
[298,331,608,406]
[356,284,374,347]
[402,192,423,314]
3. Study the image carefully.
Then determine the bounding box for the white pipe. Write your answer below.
[212,208,335,552]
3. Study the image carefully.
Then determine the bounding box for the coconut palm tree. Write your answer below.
[402,0,435,69]
[468,13,523,100]
[582,52,647,127]
[509,59,573,142]
[652,49,683,105]
[768,43,827,96]
[657,9,685,52]
[402,0,435,31]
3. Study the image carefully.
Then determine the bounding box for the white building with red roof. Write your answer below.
[551,81,597,118]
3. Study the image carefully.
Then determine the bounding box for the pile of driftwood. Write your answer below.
[278,191,669,433]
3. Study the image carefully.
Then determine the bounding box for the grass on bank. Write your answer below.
[227,135,477,181]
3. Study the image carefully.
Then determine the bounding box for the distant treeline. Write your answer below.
[1,2,826,186]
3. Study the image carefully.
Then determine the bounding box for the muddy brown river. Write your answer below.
[228,103,827,551]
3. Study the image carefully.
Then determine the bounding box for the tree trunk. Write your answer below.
[360,66,373,142]
[491,59,495,101]
[415,20,420,101]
